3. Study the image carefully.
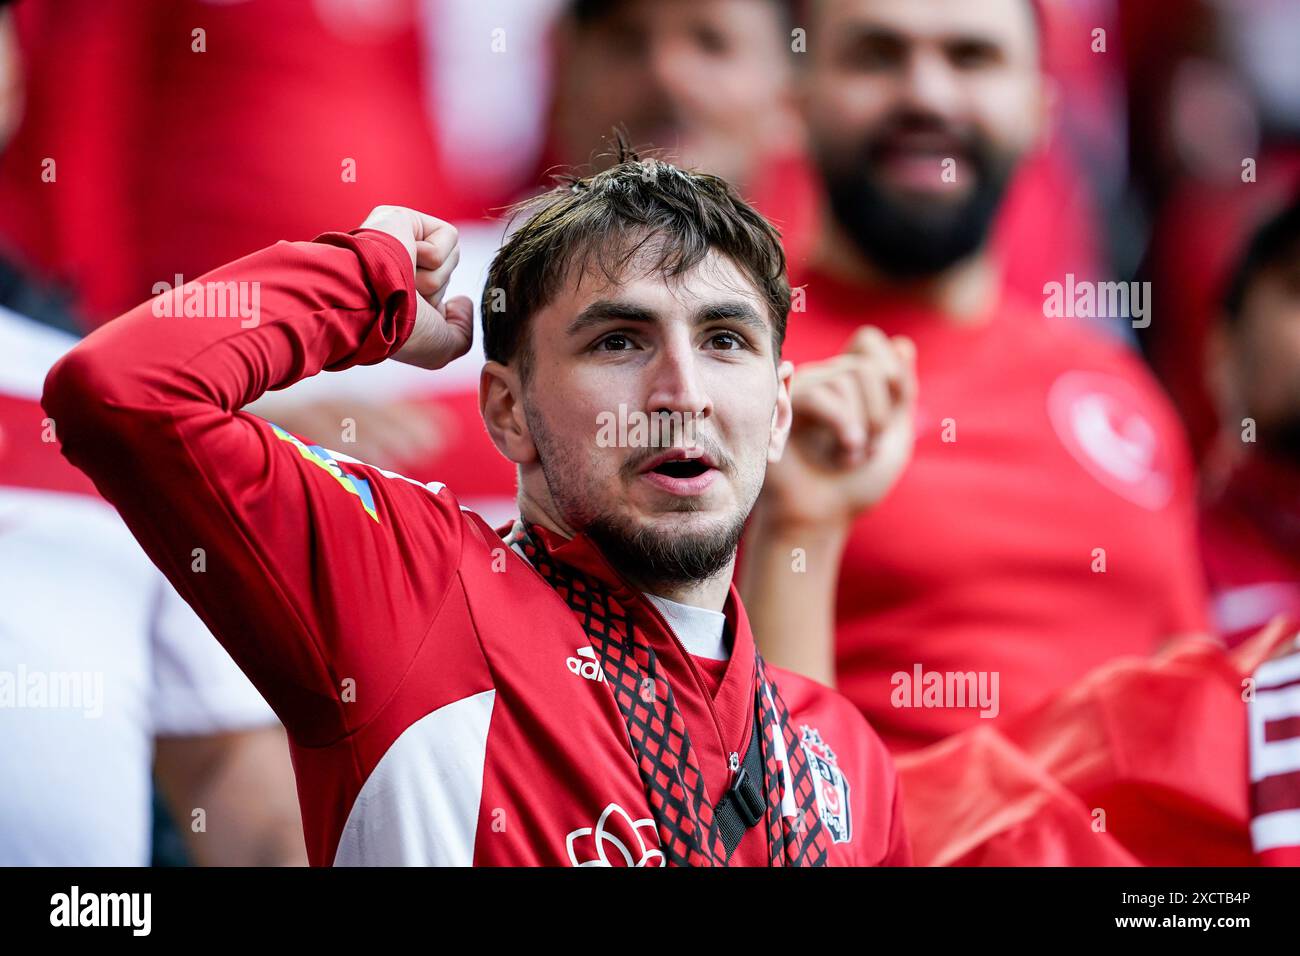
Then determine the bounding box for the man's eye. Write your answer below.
[708,331,746,350]
[843,37,903,71]
[694,24,730,56]
[596,333,634,351]
[949,41,1000,70]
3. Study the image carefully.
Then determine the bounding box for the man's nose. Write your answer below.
[646,337,712,423]
[896,49,963,120]
[646,33,700,104]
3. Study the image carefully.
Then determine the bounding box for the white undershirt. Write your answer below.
[645,594,730,662]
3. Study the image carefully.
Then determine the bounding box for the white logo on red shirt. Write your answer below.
[566,647,605,683]
[565,803,665,867]
[1047,371,1174,511]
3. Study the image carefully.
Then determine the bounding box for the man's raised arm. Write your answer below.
[42,208,475,745]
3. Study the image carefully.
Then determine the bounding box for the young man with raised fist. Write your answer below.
[44,156,915,867]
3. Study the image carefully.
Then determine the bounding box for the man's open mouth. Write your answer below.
[637,449,720,496]
[650,458,711,479]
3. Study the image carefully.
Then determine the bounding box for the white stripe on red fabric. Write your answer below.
[333,689,495,867]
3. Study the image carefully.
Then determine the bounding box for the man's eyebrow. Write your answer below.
[850,24,906,44]
[845,23,1006,53]
[566,299,768,336]
[697,301,768,335]
[566,300,659,335]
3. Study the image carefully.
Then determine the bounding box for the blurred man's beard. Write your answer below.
[527,404,748,589]
[815,126,1018,278]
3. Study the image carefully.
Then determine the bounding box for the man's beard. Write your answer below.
[815,116,1019,278]
[583,507,746,590]
[526,403,749,591]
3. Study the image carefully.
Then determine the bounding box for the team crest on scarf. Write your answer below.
[801,726,852,844]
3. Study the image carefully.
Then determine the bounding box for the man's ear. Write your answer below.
[768,360,795,463]
[480,361,538,465]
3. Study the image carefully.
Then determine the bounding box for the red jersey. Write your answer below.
[783,269,1209,753]
[42,230,909,867]
[1200,453,1300,647]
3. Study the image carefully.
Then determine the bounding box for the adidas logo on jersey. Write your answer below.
[566,647,605,683]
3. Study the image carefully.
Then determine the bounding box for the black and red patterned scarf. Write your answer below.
[508,521,829,867]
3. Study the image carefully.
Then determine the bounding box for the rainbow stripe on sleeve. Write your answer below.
[269,423,380,522]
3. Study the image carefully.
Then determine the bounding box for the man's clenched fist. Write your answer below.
[359,205,474,370]
[760,326,917,530]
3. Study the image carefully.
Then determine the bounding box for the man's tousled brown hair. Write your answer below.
[481,142,791,382]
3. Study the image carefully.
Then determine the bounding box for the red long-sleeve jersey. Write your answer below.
[43,229,909,867]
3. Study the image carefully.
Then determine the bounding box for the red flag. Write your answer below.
[898,620,1300,865]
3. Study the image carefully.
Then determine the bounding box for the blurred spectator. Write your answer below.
[551,0,801,186]
[740,0,1209,753]
[544,0,816,261]
[1201,195,1300,645]
[0,6,304,867]
[1122,0,1300,459]
[1141,149,1300,461]
[0,304,306,866]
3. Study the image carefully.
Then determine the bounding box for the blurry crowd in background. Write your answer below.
[1,0,1298,866]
